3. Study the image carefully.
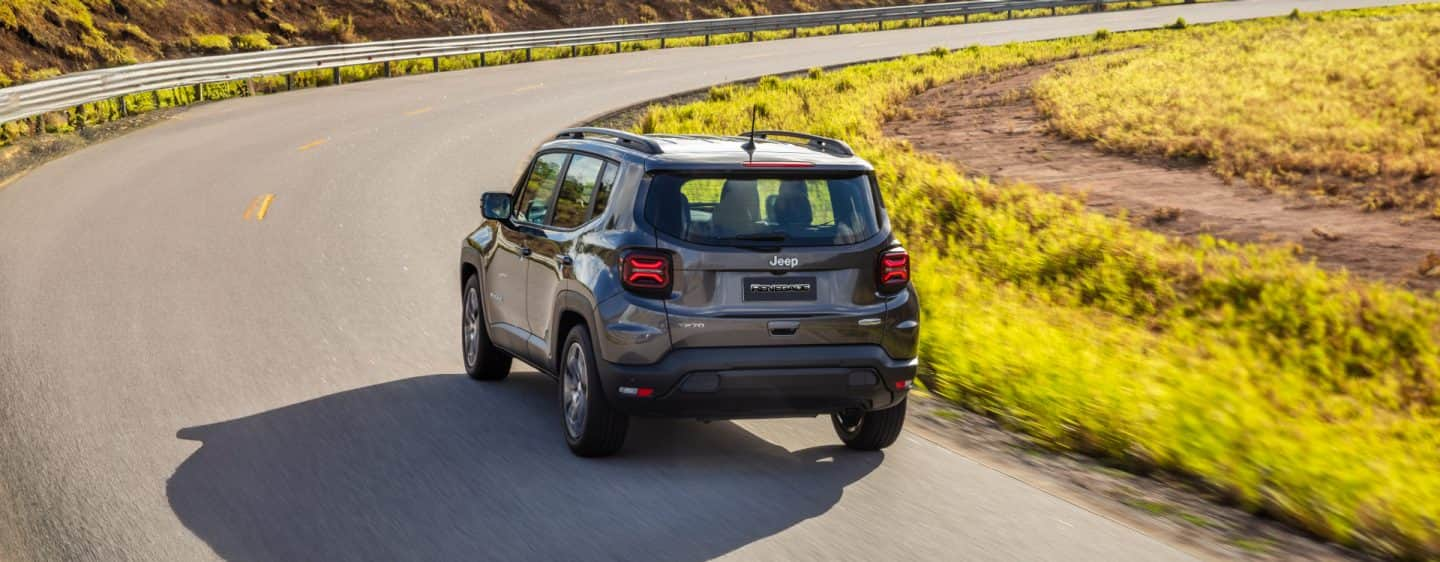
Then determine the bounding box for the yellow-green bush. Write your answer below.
[1034,5,1440,210]
[634,7,1439,558]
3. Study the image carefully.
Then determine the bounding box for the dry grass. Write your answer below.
[1034,6,1440,212]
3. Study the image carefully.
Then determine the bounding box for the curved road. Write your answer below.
[0,1,1408,560]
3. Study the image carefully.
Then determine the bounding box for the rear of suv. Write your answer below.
[460,128,919,457]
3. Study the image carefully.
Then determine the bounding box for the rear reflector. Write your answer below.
[894,380,913,390]
[742,161,814,168]
[619,386,655,397]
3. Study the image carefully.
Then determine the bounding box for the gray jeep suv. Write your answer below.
[459,128,919,457]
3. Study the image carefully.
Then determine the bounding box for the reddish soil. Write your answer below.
[883,64,1440,293]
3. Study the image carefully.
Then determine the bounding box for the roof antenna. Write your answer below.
[741,104,758,160]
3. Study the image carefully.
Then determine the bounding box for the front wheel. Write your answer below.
[833,398,907,451]
[560,326,628,457]
[462,275,511,381]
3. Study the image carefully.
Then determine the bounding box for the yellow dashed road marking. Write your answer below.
[404,107,433,116]
[243,194,276,222]
[513,83,544,93]
[297,138,328,152]
[255,193,275,221]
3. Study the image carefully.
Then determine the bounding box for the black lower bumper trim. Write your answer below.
[596,345,917,418]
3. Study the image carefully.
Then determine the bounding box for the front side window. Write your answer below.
[644,174,880,246]
[514,152,567,224]
[551,155,605,228]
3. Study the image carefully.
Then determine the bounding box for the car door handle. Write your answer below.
[520,247,533,257]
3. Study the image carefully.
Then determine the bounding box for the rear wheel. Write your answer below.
[560,326,628,457]
[833,398,907,451]
[463,275,511,381]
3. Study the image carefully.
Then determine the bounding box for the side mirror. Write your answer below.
[481,193,512,221]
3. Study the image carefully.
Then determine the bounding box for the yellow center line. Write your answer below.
[297,138,328,152]
[242,195,263,221]
[513,83,544,93]
[404,106,433,116]
[255,193,276,221]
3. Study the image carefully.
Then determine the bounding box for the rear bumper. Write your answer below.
[596,345,916,418]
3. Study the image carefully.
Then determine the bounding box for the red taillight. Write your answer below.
[622,250,671,296]
[878,249,909,292]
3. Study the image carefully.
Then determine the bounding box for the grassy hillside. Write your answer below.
[0,0,930,84]
[634,5,1440,558]
[1033,9,1440,213]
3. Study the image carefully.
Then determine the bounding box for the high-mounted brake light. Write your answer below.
[742,161,814,168]
[877,249,910,293]
[621,250,671,296]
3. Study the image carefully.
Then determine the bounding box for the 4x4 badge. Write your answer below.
[769,256,799,268]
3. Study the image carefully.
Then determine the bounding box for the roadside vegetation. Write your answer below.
[0,0,1210,147]
[633,5,1440,558]
[1034,8,1440,214]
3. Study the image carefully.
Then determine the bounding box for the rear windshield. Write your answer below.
[644,174,881,246]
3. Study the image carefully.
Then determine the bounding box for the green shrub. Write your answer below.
[232,31,274,52]
[190,34,233,53]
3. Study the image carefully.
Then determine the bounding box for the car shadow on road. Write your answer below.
[167,373,881,561]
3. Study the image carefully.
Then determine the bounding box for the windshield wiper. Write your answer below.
[726,231,788,242]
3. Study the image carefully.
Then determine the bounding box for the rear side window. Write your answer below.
[645,174,880,246]
[592,164,618,218]
[515,153,567,224]
[552,155,605,228]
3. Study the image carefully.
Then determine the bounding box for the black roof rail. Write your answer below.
[746,130,855,157]
[555,127,663,154]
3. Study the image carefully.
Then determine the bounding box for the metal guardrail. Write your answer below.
[0,0,1143,125]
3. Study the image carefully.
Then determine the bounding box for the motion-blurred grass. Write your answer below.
[1034,7,1440,214]
[633,6,1439,558]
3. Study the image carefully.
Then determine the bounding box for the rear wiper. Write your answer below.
[727,231,787,242]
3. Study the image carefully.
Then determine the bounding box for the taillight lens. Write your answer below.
[622,250,671,296]
[877,249,909,292]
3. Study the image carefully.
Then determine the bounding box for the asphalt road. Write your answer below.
[0,1,1413,560]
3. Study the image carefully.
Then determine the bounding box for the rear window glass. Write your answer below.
[645,174,880,246]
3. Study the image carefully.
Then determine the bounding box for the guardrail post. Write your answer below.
[570,45,577,57]
[118,96,128,117]
[1051,6,1057,15]
[333,67,342,85]
[834,23,841,34]
[384,61,393,77]
[31,115,42,136]
[525,48,532,62]
[920,17,927,27]
[704,34,710,46]
[1093,1,1104,12]
[660,37,666,49]
[432,56,441,72]
[964,13,969,23]
[285,74,294,91]
[196,83,204,101]
[791,27,797,38]
[152,90,161,109]
[747,31,754,42]
[614,40,621,52]
[1007,9,1013,19]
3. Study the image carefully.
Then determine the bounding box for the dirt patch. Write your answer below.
[882,64,1440,293]
[907,394,1369,561]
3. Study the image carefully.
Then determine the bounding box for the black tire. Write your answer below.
[462,274,511,381]
[559,325,628,457]
[833,398,907,451]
